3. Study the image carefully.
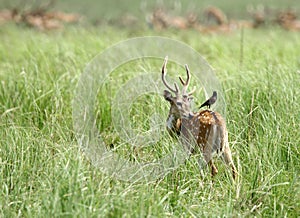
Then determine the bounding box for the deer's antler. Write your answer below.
[162,56,179,93]
[179,64,196,96]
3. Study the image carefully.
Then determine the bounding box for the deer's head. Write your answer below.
[161,56,196,135]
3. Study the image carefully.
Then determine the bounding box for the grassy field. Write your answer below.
[0,23,300,217]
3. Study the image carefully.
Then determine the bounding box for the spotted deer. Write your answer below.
[161,56,237,179]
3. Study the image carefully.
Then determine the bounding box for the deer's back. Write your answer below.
[181,110,226,153]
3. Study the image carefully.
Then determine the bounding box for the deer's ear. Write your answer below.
[163,90,173,102]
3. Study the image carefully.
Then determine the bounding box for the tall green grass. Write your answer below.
[0,24,299,217]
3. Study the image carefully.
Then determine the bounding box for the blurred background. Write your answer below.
[0,0,299,30]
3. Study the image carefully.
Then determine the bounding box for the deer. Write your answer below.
[161,56,237,179]
[203,6,228,26]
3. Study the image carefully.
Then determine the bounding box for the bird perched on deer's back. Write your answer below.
[199,91,217,109]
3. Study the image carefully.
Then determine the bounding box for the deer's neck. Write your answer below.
[166,114,177,130]
[166,114,181,136]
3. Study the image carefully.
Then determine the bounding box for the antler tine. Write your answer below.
[162,56,178,93]
[188,86,196,96]
[179,76,185,85]
[178,64,190,86]
[184,64,191,85]
[182,64,191,94]
[174,83,179,92]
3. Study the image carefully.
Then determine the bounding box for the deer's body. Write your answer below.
[161,56,237,179]
[204,6,228,26]
[180,110,236,178]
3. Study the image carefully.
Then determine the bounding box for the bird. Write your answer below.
[199,91,217,109]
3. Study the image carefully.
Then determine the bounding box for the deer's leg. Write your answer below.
[203,126,218,177]
[208,160,218,177]
[222,146,237,180]
[222,131,237,179]
[222,131,237,180]
[202,146,218,177]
